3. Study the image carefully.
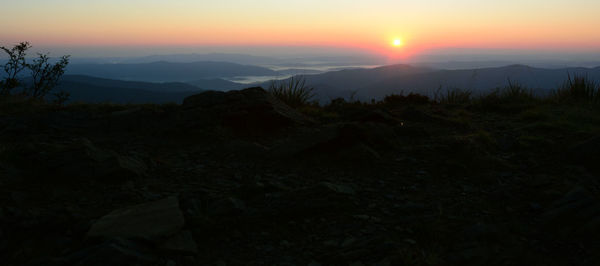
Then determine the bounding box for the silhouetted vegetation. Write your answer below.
[268,75,315,108]
[382,92,430,106]
[503,79,535,101]
[434,88,472,105]
[553,73,599,104]
[0,42,70,102]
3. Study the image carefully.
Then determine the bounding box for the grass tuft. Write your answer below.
[434,88,472,105]
[268,76,315,108]
[553,73,599,104]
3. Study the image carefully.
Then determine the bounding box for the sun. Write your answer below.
[392,39,403,47]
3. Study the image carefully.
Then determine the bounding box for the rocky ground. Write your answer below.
[1,87,600,265]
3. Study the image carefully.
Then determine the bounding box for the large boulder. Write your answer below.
[181,87,314,133]
[159,230,198,255]
[87,196,185,242]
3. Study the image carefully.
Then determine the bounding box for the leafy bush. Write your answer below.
[268,76,315,108]
[0,42,29,95]
[0,42,70,101]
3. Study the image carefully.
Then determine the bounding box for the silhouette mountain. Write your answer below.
[56,75,203,103]
[184,78,246,91]
[66,61,279,82]
[269,64,600,101]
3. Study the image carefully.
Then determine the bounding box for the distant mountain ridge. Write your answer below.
[118,53,282,65]
[265,64,600,101]
[62,75,203,92]
[56,75,203,104]
[66,61,279,82]
[357,64,600,100]
[55,64,600,104]
[184,78,245,91]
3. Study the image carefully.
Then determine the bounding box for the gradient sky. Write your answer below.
[2,0,600,59]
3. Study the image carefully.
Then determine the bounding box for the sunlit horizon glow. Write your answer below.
[1,0,599,59]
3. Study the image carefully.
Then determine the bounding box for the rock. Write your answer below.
[338,142,381,161]
[282,122,396,162]
[66,238,157,266]
[397,106,438,122]
[461,223,502,241]
[542,186,600,239]
[11,191,28,205]
[87,196,184,242]
[159,230,198,255]
[319,182,356,195]
[569,135,600,173]
[307,260,322,266]
[208,197,247,216]
[0,227,5,251]
[27,138,147,182]
[529,202,542,211]
[267,182,357,219]
[115,155,148,177]
[357,109,402,125]
[78,138,148,179]
[341,237,357,247]
[215,260,228,266]
[182,87,314,133]
[394,202,427,212]
[447,243,492,264]
[235,180,290,200]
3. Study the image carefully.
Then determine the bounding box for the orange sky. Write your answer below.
[2,0,599,59]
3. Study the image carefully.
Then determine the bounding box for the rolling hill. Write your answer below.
[267,64,600,101]
[56,75,204,104]
[65,61,279,82]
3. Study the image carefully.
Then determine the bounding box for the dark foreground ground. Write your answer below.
[1,88,600,265]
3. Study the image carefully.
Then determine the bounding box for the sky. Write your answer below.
[1,0,600,61]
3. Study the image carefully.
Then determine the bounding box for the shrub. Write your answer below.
[268,76,315,108]
[0,41,70,101]
[382,92,429,106]
[0,42,30,95]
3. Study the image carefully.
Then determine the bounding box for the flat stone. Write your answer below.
[569,135,600,172]
[159,230,198,255]
[87,196,184,242]
[208,197,247,216]
[320,182,356,195]
[69,238,156,266]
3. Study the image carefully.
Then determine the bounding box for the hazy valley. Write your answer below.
[55,57,600,104]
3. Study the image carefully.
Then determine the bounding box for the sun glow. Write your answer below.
[392,39,403,47]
